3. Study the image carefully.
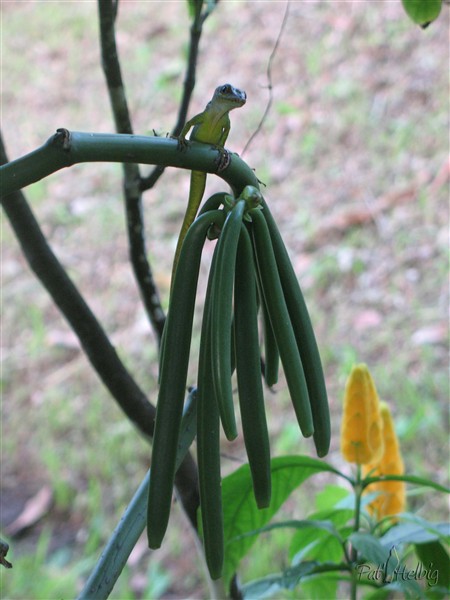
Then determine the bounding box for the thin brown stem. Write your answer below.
[97,0,165,343]
[139,3,208,192]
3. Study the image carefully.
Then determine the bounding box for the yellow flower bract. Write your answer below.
[363,402,406,519]
[340,364,384,465]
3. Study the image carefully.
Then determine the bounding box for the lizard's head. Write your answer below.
[213,83,247,109]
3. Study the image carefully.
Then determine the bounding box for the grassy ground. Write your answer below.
[1,1,448,599]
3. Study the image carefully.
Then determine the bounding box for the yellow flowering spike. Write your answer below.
[340,364,384,465]
[363,401,406,520]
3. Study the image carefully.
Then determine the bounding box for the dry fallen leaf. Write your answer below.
[411,323,448,346]
[5,485,53,537]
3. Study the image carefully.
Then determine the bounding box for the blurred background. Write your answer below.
[1,1,448,598]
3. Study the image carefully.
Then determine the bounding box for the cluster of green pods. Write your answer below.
[147,186,330,579]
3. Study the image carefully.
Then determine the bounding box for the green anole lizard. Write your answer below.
[171,83,246,284]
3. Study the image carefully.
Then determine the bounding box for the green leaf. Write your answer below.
[231,518,342,544]
[363,474,450,494]
[242,561,318,599]
[381,579,425,599]
[290,526,344,565]
[349,532,392,570]
[297,574,338,600]
[392,513,450,540]
[415,540,450,590]
[222,455,347,585]
[315,485,350,511]
[380,520,450,547]
[401,0,442,27]
[311,507,354,528]
[289,508,352,564]
[354,545,427,599]
[362,587,391,600]
[241,561,344,599]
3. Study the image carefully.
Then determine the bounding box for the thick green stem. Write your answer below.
[0,130,259,199]
[350,465,363,600]
[78,391,198,600]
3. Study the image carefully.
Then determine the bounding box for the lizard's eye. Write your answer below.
[220,84,230,93]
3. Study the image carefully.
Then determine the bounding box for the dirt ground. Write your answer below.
[1,1,449,598]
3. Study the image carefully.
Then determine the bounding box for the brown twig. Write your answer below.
[97,0,165,344]
[139,1,209,192]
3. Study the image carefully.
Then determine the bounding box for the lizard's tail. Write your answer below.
[170,170,207,295]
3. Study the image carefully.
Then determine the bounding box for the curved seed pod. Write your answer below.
[249,238,279,388]
[157,329,165,385]
[235,225,271,508]
[261,202,330,457]
[198,192,229,216]
[210,199,246,440]
[174,386,198,465]
[230,315,236,375]
[147,209,225,550]
[250,209,314,438]
[197,244,224,580]
[260,289,280,388]
[158,198,228,382]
